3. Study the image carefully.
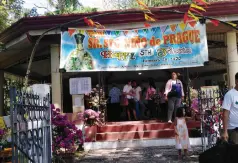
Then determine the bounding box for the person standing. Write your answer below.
[165,72,184,123]
[123,80,137,121]
[222,72,238,144]
[108,83,121,121]
[146,79,157,119]
[159,87,167,120]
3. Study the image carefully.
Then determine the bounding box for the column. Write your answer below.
[51,44,62,110]
[0,70,4,116]
[227,32,238,88]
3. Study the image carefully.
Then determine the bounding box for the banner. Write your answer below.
[60,22,208,72]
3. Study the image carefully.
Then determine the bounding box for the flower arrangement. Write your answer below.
[0,128,11,151]
[78,109,103,126]
[51,104,83,155]
[84,86,107,124]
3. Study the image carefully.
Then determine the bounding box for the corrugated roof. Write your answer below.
[1,0,238,43]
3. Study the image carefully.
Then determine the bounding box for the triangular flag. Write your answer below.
[179,23,187,31]
[123,31,129,36]
[143,29,149,34]
[227,22,237,27]
[68,29,76,36]
[134,30,139,34]
[170,24,177,32]
[136,0,149,10]
[188,21,197,28]
[115,31,121,36]
[160,25,167,33]
[188,10,199,21]
[78,29,84,34]
[184,12,193,23]
[151,27,157,34]
[144,22,151,28]
[189,7,203,15]
[190,3,206,11]
[210,19,220,27]
[145,13,156,22]
[105,30,111,35]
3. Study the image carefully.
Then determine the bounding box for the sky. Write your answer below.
[23,0,104,15]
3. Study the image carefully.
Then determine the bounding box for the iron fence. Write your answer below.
[10,87,52,163]
[197,87,228,151]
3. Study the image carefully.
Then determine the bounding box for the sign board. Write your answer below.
[60,22,208,72]
[69,77,91,94]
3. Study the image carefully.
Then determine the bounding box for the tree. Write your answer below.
[0,0,24,32]
[103,0,225,10]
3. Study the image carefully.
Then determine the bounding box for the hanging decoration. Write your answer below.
[136,0,157,28]
[184,0,209,23]
[83,17,105,29]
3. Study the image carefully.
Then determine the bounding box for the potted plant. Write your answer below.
[51,104,83,162]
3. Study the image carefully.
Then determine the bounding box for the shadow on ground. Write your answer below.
[77,146,202,163]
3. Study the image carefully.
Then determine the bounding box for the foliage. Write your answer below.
[4,76,24,115]
[103,0,224,10]
[0,128,11,150]
[51,104,83,155]
[0,0,24,32]
[45,0,97,15]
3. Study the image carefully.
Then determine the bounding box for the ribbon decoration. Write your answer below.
[227,22,237,28]
[84,17,105,29]
[184,0,209,23]
[144,13,156,22]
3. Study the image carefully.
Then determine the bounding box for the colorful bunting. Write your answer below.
[160,25,168,34]
[227,22,237,27]
[123,31,129,36]
[136,0,157,23]
[190,3,206,12]
[170,24,177,32]
[184,0,209,23]
[188,21,197,28]
[145,13,156,22]
[84,17,105,29]
[179,23,187,31]
[144,22,152,28]
[210,19,220,27]
[68,29,76,36]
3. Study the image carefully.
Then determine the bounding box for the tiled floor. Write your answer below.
[77,146,202,163]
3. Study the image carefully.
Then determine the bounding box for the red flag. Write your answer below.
[144,22,151,28]
[210,19,220,27]
[183,13,193,23]
[84,17,94,26]
[68,29,76,36]
[189,21,197,27]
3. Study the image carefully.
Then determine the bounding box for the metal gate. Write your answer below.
[198,87,228,151]
[10,87,52,163]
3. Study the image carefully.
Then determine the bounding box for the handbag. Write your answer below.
[120,95,128,106]
[199,140,238,163]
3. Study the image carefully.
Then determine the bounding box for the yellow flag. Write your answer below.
[188,11,199,21]
[0,117,6,129]
[137,0,149,10]
[145,14,156,22]
[190,3,206,12]
[227,22,237,27]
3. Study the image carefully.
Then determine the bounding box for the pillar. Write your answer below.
[0,70,4,116]
[51,44,62,110]
[227,32,238,88]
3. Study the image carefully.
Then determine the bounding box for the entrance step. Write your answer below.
[84,120,201,142]
[84,138,203,151]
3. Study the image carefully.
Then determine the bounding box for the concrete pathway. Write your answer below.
[77,146,202,163]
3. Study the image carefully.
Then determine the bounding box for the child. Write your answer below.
[174,107,191,159]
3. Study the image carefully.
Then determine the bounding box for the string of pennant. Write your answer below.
[67,0,238,35]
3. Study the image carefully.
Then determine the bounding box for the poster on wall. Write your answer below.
[60,22,208,72]
[69,77,92,95]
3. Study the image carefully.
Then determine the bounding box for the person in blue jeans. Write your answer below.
[165,72,184,123]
